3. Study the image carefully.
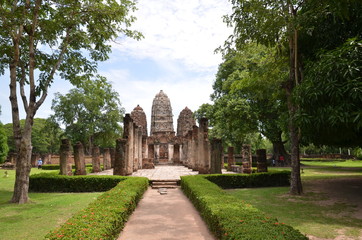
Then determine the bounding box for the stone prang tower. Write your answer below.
[130,105,148,136]
[150,90,174,136]
[177,107,196,137]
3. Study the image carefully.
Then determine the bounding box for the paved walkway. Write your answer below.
[131,165,199,180]
[91,165,233,180]
[90,165,199,180]
[91,165,233,240]
[117,187,215,240]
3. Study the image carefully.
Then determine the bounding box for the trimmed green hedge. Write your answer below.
[42,164,101,170]
[45,177,149,240]
[205,171,291,189]
[181,174,307,240]
[29,173,127,192]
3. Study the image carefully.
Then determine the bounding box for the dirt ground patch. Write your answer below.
[304,177,362,240]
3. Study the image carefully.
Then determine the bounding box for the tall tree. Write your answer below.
[213,44,291,164]
[225,0,359,195]
[51,77,124,152]
[0,0,142,203]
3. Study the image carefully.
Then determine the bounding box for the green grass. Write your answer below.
[0,169,102,240]
[301,160,362,167]
[227,162,362,239]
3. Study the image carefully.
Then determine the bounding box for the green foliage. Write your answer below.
[205,171,291,189]
[3,118,62,153]
[181,175,307,240]
[44,177,148,240]
[197,43,289,156]
[42,164,102,173]
[29,173,127,192]
[0,122,9,163]
[353,148,362,160]
[51,77,124,150]
[297,38,362,147]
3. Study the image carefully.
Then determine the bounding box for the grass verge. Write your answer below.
[0,169,102,240]
[227,162,362,239]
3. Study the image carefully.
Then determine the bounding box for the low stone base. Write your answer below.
[142,158,155,169]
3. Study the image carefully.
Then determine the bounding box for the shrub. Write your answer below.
[45,177,149,240]
[205,171,290,189]
[42,164,98,170]
[29,173,127,192]
[181,174,307,240]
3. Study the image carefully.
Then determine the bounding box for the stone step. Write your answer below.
[151,184,179,189]
[151,179,180,189]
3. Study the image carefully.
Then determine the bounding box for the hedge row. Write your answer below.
[45,177,149,240]
[29,173,127,192]
[181,174,308,240]
[42,164,99,170]
[205,171,291,189]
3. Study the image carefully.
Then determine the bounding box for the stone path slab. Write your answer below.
[117,187,215,240]
[131,165,199,180]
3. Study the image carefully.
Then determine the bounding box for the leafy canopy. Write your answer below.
[51,77,124,148]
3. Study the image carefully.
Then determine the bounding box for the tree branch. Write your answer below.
[20,63,29,112]
[35,26,72,111]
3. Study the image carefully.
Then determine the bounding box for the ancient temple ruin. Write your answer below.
[113,90,223,175]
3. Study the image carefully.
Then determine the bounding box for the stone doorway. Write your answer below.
[159,144,169,163]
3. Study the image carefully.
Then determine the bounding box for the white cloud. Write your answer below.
[113,0,233,72]
[0,0,232,127]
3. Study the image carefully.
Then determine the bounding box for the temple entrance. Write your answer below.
[159,144,169,160]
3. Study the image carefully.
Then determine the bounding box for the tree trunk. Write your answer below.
[272,140,290,167]
[286,28,303,195]
[11,117,34,204]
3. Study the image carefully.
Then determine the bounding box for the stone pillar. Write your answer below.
[59,139,72,175]
[198,118,210,174]
[210,139,222,174]
[74,142,86,175]
[173,144,180,164]
[133,125,139,171]
[31,153,39,167]
[256,149,268,172]
[103,148,111,170]
[168,144,174,163]
[42,153,52,164]
[137,127,143,169]
[92,146,101,173]
[154,143,160,164]
[110,148,115,168]
[227,147,235,171]
[114,139,127,175]
[148,144,154,160]
[191,125,199,171]
[123,114,134,175]
[241,144,252,174]
[142,136,148,162]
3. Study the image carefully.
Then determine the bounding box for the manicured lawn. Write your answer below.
[0,169,102,240]
[301,159,362,168]
[226,162,362,239]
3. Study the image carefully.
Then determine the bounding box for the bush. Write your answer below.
[181,174,307,240]
[29,173,127,192]
[205,171,290,189]
[42,164,96,170]
[45,177,149,240]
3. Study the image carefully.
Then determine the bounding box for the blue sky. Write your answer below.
[0,0,233,132]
